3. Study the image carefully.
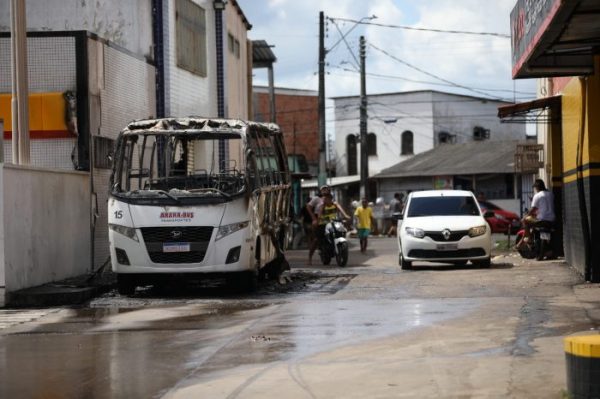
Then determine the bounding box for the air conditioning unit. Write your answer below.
[473,126,490,140]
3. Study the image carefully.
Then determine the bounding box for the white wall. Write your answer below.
[0,164,90,296]
[0,0,153,57]
[88,38,156,269]
[163,0,217,118]
[334,91,528,178]
[431,92,526,144]
[0,164,4,306]
[334,92,435,176]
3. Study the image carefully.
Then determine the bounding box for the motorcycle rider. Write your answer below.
[516,179,556,255]
[311,193,351,264]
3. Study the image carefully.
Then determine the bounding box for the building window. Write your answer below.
[347,135,357,175]
[228,33,241,59]
[228,33,235,53]
[473,126,490,140]
[367,133,377,156]
[175,0,207,77]
[401,130,413,155]
[438,131,455,144]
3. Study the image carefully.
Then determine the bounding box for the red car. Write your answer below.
[478,200,521,234]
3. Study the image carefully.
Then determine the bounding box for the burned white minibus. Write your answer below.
[108,118,291,294]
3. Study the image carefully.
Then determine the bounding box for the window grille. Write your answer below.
[94,136,115,169]
[176,0,207,77]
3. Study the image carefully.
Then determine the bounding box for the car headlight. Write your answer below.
[405,226,425,238]
[216,221,249,241]
[468,225,487,237]
[109,223,138,241]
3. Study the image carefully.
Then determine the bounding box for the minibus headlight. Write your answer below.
[216,221,249,241]
[468,225,487,237]
[109,224,138,241]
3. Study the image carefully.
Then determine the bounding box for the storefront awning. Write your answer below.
[498,95,561,123]
[511,0,600,78]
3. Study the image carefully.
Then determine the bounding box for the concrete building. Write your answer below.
[0,0,253,304]
[499,0,600,282]
[333,90,527,178]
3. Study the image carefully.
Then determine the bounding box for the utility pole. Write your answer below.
[359,35,368,198]
[318,11,327,187]
[10,0,30,165]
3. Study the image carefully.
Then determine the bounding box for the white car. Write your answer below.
[397,190,493,269]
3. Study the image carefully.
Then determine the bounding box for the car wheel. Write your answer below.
[400,255,412,270]
[474,257,491,268]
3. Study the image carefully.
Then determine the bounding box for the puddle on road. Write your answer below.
[183,298,481,373]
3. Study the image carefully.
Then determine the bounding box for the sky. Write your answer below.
[237,0,537,103]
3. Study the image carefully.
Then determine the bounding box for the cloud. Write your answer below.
[239,0,536,101]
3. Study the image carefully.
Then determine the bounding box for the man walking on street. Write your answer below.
[387,192,404,237]
[355,197,374,253]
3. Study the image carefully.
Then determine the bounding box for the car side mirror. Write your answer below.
[483,211,495,218]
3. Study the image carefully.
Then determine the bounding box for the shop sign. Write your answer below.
[510,0,562,73]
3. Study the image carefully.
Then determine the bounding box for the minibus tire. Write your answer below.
[117,275,136,296]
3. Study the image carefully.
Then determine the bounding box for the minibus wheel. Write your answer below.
[117,274,136,296]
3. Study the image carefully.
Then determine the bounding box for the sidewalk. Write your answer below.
[5,268,115,308]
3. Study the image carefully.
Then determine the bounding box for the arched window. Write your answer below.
[401,131,413,155]
[346,135,357,175]
[367,133,377,156]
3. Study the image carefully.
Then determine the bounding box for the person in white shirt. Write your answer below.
[516,179,555,249]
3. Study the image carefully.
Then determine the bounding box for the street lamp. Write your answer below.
[213,0,227,10]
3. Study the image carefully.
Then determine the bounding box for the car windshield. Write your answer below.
[407,196,480,217]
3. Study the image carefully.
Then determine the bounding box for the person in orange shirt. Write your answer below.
[354,197,374,253]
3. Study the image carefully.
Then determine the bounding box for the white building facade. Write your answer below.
[333,90,528,177]
[0,0,253,298]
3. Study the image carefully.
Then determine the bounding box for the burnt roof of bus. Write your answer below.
[122,117,281,136]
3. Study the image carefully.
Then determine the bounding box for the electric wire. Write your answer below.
[368,42,509,102]
[329,17,511,38]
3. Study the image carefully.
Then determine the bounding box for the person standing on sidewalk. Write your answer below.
[355,197,374,253]
[387,192,404,237]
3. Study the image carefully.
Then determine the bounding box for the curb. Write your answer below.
[7,283,112,308]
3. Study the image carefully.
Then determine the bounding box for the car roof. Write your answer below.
[409,190,474,198]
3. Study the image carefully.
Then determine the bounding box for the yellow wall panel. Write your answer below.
[588,56,600,164]
[0,92,67,132]
[41,93,67,131]
[561,78,582,173]
[28,94,43,131]
[0,95,11,127]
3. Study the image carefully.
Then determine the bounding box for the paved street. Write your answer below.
[1,237,598,398]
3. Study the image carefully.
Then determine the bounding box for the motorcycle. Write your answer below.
[319,218,349,267]
[516,223,555,260]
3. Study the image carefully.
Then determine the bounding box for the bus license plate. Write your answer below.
[437,243,458,251]
[163,243,190,253]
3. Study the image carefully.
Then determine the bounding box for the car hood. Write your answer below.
[402,215,486,231]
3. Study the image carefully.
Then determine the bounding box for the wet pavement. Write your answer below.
[1,237,599,398]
